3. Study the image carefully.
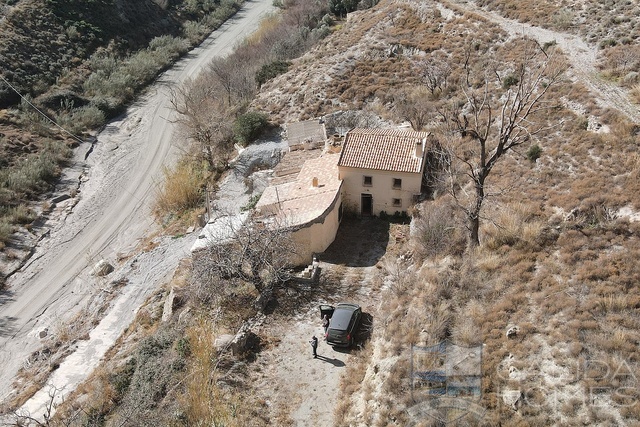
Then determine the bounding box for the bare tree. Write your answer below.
[438,42,565,248]
[208,55,256,107]
[191,217,298,310]
[10,385,78,427]
[170,77,234,170]
[394,86,436,131]
[420,57,451,96]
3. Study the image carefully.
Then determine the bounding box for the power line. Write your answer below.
[0,75,85,144]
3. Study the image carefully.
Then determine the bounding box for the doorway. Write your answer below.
[361,194,373,216]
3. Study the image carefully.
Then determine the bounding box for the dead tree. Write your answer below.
[420,58,451,96]
[191,218,298,310]
[438,41,565,248]
[169,77,234,171]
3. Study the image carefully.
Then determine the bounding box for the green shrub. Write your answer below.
[502,73,519,89]
[233,111,269,146]
[526,144,542,162]
[6,204,36,224]
[57,104,105,134]
[599,38,617,49]
[176,337,191,358]
[241,193,262,212]
[0,141,70,195]
[111,358,137,402]
[329,0,359,17]
[0,219,13,249]
[255,60,291,87]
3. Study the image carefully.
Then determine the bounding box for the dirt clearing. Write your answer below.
[247,218,407,426]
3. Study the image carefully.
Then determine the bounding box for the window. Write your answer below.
[363,176,372,186]
[393,178,402,189]
[392,198,402,207]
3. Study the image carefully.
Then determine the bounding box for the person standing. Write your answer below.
[322,315,330,336]
[309,335,318,358]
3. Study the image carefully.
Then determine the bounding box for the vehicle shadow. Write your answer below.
[355,312,374,346]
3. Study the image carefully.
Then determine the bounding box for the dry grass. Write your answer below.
[179,317,232,425]
[154,160,206,220]
[334,343,373,427]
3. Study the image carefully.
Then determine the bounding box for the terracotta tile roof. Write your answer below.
[338,128,430,174]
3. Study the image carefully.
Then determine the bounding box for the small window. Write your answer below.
[393,178,402,189]
[392,198,402,207]
[363,176,372,186]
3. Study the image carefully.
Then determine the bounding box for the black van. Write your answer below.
[320,303,362,347]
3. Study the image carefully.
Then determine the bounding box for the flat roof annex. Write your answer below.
[255,153,341,229]
[286,119,327,147]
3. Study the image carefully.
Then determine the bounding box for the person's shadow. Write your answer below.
[316,355,345,367]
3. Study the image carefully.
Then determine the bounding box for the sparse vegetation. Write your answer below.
[5,0,640,425]
[0,0,243,250]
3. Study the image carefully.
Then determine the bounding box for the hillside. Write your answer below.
[2,0,640,425]
[0,0,218,108]
[256,0,640,425]
[0,0,241,280]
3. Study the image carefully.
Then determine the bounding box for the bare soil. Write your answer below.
[247,218,407,426]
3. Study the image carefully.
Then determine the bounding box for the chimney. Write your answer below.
[415,139,424,158]
[312,177,318,187]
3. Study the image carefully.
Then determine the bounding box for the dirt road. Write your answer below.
[444,0,640,124]
[0,0,275,413]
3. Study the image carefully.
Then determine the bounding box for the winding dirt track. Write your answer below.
[445,0,639,124]
[0,0,274,409]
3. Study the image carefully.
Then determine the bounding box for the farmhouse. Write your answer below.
[338,128,430,217]
[254,127,430,264]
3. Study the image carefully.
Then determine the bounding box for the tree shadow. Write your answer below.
[0,315,18,337]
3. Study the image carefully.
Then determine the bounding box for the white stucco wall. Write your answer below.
[338,166,421,216]
[289,193,342,265]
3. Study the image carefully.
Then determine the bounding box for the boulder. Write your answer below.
[162,288,176,322]
[502,389,523,410]
[92,259,114,276]
[214,334,235,352]
[230,325,261,356]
